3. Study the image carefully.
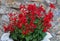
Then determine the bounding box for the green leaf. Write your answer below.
[32,39,37,41]
[34,19,39,24]
[25,37,29,41]
[10,34,17,40]
[41,32,46,38]
[20,40,22,41]
[33,33,38,38]
[18,29,22,33]
[39,31,46,39]
[20,34,25,38]
[25,35,33,41]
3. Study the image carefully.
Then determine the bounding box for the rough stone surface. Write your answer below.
[50,23,60,41]
[56,31,60,35]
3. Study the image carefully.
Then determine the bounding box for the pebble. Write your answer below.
[56,31,60,35]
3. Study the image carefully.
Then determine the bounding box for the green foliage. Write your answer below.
[10,26,46,41]
[9,18,46,41]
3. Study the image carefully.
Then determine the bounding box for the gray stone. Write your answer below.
[56,35,60,39]
[56,31,60,35]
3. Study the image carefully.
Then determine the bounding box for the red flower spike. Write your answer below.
[8,26,14,32]
[20,9,27,16]
[35,9,42,18]
[25,29,29,34]
[8,13,13,17]
[13,17,17,21]
[30,16,35,21]
[39,5,45,12]
[30,22,36,29]
[43,16,50,23]
[47,23,51,29]
[25,23,29,28]
[7,24,14,32]
[50,3,55,9]
[48,11,53,19]
[17,23,22,29]
[20,4,25,9]
[19,14,24,19]
[28,4,37,11]
[4,25,8,32]
[43,27,47,32]
[22,30,26,35]
[22,30,29,35]
[31,11,35,16]
[37,13,42,18]
[12,21,17,25]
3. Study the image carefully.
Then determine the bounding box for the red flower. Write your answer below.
[43,16,50,23]
[50,3,55,9]
[31,11,35,16]
[44,11,53,23]
[17,22,22,29]
[22,30,29,35]
[29,15,35,22]
[19,14,27,23]
[30,21,36,29]
[20,4,25,9]
[48,11,53,19]
[43,23,51,32]
[19,14,24,19]
[25,23,30,28]
[47,23,51,29]
[7,24,15,32]
[39,5,45,12]
[28,4,37,11]
[22,16,27,24]
[4,25,8,32]
[13,17,17,21]
[12,21,17,25]
[8,13,13,17]
[37,13,42,18]
[4,24,14,32]
[22,30,26,35]
[20,9,27,16]
[43,27,47,32]
[35,9,42,18]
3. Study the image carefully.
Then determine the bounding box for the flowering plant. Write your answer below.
[3,3,55,41]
